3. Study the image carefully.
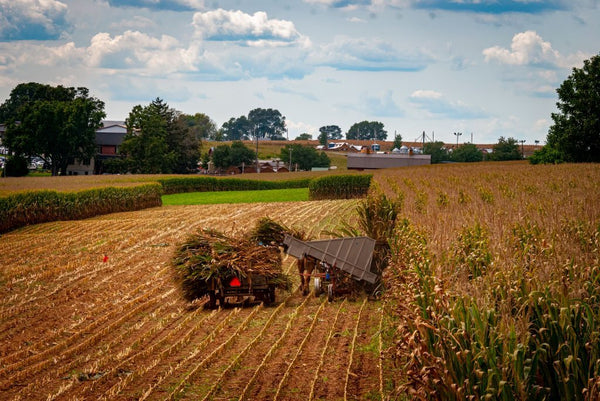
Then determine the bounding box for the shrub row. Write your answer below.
[308,174,372,200]
[158,176,312,195]
[0,184,163,234]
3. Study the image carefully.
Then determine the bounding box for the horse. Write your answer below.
[297,255,318,296]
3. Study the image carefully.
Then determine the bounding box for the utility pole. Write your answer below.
[255,126,259,173]
[453,132,462,147]
[519,139,526,158]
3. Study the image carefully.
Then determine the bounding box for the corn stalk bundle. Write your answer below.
[173,229,290,302]
[248,217,308,247]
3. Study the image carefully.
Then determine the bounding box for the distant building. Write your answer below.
[347,153,431,170]
[66,120,127,175]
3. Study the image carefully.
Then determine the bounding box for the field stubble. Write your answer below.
[0,199,393,400]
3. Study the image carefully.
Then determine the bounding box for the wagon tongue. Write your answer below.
[229,277,242,287]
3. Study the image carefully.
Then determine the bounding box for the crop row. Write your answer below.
[0,199,391,400]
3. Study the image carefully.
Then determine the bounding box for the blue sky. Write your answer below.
[0,0,598,145]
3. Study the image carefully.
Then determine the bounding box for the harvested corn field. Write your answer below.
[0,200,397,400]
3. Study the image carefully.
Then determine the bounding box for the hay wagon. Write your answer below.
[283,234,378,301]
[205,273,277,309]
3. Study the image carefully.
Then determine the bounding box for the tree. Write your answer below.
[543,53,600,163]
[529,145,566,165]
[121,98,199,174]
[423,141,449,164]
[221,116,252,141]
[209,141,255,171]
[181,113,217,140]
[248,108,286,140]
[489,136,522,161]
[317,131,328,146]
[392,133,403,150]
[346,121,387,140]
[451,143,483,162]
[296,133,312,140]
[3,155,28,177]
[229,141,255,166]
[211,144,231,170]
[280,144,330,171]
[319,125,342,140]
[0,82,105,176]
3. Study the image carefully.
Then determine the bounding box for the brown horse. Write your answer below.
[297,255,318,296]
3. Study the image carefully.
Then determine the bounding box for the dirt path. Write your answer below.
[0,200,399,400]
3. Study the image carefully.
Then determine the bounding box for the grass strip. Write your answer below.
[161,188,309,205]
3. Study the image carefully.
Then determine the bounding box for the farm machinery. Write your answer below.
[283,234,378,301]
[172,228,291,309]
[205,272,278,309]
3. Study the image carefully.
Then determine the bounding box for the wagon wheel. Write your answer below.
[327,284,334,302]
[313,277,322,297]
[206,291,217,309]
[263,286,276,306]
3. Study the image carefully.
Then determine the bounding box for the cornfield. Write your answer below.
[376,161,600,400]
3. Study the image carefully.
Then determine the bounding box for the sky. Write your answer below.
[0,0,598,145]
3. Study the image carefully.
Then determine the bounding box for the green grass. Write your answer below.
[162,188,309,205]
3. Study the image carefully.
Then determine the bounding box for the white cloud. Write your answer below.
[109,16,156,30]
[410,89,443,99]
[314,35,430,71]
[364,91,404,117]
[287,119,318,136]
[107,0,205,11]
[483,30,591,69]
[192,9,307,47]
[483,31,560,66]
[86,31,196,74]
[534,118,550,132]
[0,0,69,40]
[410,89,486,119]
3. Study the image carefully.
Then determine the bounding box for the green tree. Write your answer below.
[221,115,252,141]
[392,133,403,150]
[451,143,483,162]
[529,146,566,165]
[319,125,343,140]
[181,113,217,140]
[541,53,600,163]
[0,82,105,176]
[211,144,231,170]
[121,98,199,174]
[229,141,255,166]
[423,141,449,164]
[296,133,312,140]
[248,108,286,140]
[280,144,330,171]
[489,136,522,161]
[317,131,328,146]
[346,121,387,140]
[209,141,255,170]
[3,155,29,177]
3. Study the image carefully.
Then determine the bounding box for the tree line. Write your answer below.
[1,52,598,176]
[0,86,333,175]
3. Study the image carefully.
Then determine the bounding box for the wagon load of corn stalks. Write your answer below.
[173,228,291,302]
[248,216,309,246]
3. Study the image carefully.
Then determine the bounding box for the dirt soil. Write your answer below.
[0,200,399,400]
